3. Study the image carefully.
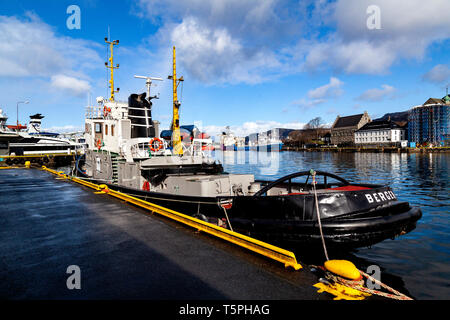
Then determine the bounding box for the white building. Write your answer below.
[355,119,407,146]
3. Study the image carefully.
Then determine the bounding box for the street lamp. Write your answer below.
[16,100,29,131]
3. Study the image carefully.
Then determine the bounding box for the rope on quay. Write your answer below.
[314,265,413,300]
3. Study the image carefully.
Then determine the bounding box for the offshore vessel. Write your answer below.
[248,130,283,152]
[78,38,421,250]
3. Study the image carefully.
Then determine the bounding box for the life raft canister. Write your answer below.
[96,139,102,150]
[149,138,163,152]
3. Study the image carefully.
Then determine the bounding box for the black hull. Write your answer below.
[242,206,421,250]
[95,181,422,250]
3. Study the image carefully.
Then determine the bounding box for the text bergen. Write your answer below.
[365,191,397,203]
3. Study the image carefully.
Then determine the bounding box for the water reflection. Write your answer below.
[213,150,450,300]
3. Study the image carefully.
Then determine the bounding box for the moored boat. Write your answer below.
[8,113,84,156]
[93,170,421,249]
[78,39,422,251]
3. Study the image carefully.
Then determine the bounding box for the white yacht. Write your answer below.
[7,113,84,156]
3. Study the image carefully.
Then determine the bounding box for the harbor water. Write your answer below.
[212,150,450,300]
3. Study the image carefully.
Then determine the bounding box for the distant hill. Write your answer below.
[376,111,409,122]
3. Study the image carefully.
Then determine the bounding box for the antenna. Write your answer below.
[105,35,120,101]
[169,46,184,156]
[134,75,163,101]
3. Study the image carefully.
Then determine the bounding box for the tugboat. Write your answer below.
[79,39,422,250]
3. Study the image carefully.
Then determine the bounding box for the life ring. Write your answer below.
[103,106,111,118]
[149,138,163,152]
[96,139,102,150]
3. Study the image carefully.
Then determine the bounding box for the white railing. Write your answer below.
[85,105,104,119]
[130,142,151,159]
[127,138,214,162]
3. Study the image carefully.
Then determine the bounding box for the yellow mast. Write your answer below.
[170,46,184,155]
[104,37,120,101]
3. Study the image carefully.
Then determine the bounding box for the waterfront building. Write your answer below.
[408,95,450,146]
[355,118,407,147]
[330,112,371,146]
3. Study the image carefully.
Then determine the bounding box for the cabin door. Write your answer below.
[94,122,103,146]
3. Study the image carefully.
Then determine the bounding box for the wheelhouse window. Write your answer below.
[95,123,102,133]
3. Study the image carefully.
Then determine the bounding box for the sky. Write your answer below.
[0,0,449,138]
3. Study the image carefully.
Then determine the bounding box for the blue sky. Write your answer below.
[0,0,449,138]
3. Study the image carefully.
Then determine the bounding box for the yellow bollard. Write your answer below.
[324,260,361,280]
[25,161,31,168]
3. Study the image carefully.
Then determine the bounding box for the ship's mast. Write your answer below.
[105,37,120,101]
[168,46,184,155]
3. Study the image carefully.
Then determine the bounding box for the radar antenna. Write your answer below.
[134,75,163,102]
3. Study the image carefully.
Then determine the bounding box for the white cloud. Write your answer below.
[135,0,299,84]
[0,14,101,78]
[292,98,326,109]
[43,125,83,133]
[356,84,396,102]
[169,16,281,84]
[136,0,294,45]
[291,77,344,109]
[302,0,450,74]
[303,38,396,74]
[136,0,450,82]
[335,0,450,43]
[308,77,344,99]
[422,64,450,84]
[50,74,91,97]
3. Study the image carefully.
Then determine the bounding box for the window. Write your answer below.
[95,123,102,133]
[105,124,108,135]
[111,125,114,136]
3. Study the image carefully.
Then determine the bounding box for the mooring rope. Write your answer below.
[311,170,329,261]
[222,206,234,232]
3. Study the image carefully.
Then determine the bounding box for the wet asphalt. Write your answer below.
[0,168,325,300]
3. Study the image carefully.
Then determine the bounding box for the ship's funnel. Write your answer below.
[128,93,155,138]
[28,113,44,134]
